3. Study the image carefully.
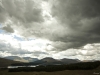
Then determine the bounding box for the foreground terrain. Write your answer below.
[0,69,100,75]
[0,57,100,75]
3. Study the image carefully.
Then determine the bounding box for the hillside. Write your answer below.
[4,56,29,62]
[9,61,100,72]
[0,58,21,68]
[32,57,80,66]
[23,57,39,62]
[4,56,39,62]
[60,58,80,64]
[11,57,81,66]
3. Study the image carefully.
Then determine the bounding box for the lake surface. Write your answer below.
[8,65,38,68]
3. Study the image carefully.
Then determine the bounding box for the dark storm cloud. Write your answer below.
[0,0,46,39]
[0,0,44,34]
[0,0,100,53]
[50,0,100,50]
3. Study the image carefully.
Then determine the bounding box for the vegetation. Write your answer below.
[0,69,99,75]
[9,61,100,72]
[0,58,21,67]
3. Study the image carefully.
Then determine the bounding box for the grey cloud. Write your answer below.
[0,42,32,56]
[78,50,97,56]
[52,0,100,24]
[2,25,14,33]
[32,51,49,57]
[2,0,44,23]
[51,43,100,60]
[59,49,77,56]
[8,48,32,55]
[1,0,100,54]
[0,5,7,22]
[20,0,100,51]
[0,40,49,57]
[0,0,44,34]
[49,0,100,50]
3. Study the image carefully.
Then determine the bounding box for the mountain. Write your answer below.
[4,56,29,62]
[60,58,80,64]
[0,58,21,67]
[4,56,81,66]
[9,57,81,66]
[4,56,39,62]
[39,57,63,65]
[82,60,99,62]
[5,56,21,60]
[32,57,81,66]
[4,56,80,64]
[25,57,63,66]
[41,57,58,62]
[23,57,39,62]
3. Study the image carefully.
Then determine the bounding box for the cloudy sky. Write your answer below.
[0,0,100,60]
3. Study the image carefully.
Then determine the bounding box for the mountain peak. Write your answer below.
[40,57,60,63]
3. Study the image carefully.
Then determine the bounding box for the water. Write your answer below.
[8,65,38,68]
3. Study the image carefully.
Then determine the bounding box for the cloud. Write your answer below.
[2,0,43,23]
[0,38,32,56]
[49,0,100,49]
[1,0,100,50]
[0,33,100,60]
[0,34,51,58]
[2,25,14,33]
[32,51,49,57]
[0,0,44,36]
[51,43,100,60]
[0,0,100,60]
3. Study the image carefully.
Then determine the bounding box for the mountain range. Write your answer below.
[4,56,39,62]
[33,57,80,66]
[2,56,100,68]
[4,56,80,63]
[4,56,81,66]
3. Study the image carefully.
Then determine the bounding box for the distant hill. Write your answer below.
[23,57,39,62]
[4,56,28,62]
[10,57,81,66]
[60,58,80,64]
[9,61,100,72]
[35,57,63,66]
[4,56,80,64]
[5,56,21,60]
[4,56,39,62]
[41,57,58,62]
[82,60,100,62]
[0,58,21,68]
[30,57,80,66]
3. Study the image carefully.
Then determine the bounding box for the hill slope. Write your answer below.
[0,58,21,67]
[4,56,39,62]
[4,56,29,62]
[31,57,80,66]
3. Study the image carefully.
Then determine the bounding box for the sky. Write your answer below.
[0,0,100,60]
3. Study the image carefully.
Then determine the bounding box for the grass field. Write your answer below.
[0,69,100,75]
